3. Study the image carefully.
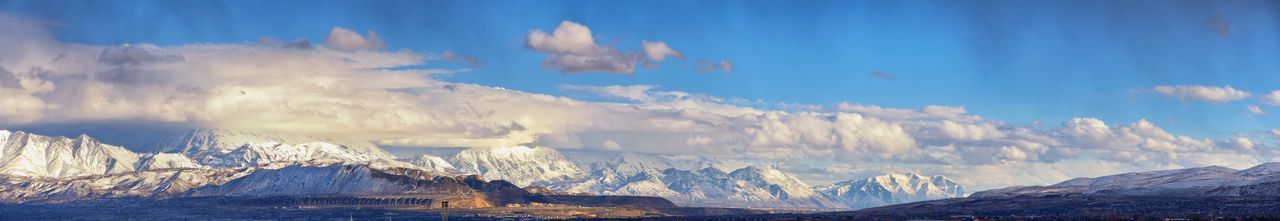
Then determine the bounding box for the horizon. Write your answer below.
[2,0,1279,192]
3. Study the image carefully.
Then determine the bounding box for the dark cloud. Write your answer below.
[871,71,896,81]
[0,66,22,89]
[98,45,185,65]
[696,60,734,73]
[94,68,171,85]
[1206,15,1231,38]
[283,40,312,49]
[441,51,481,68]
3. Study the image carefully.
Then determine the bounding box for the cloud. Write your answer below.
[642,41,683,61]
[324,27,384,52]
[1262,90,1280,106]
[1151,85,1249,104]
[98,45,185,65]
[696,60,734,73]
[1248,105,1265,115]
[1206,15,1231,38]
[1272,129,1280,138]
[870,71,896,81]
[526,21,641,74]
[0,66,21,89]
[441,51,481,67]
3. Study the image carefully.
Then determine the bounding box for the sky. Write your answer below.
[1,0,1279,190]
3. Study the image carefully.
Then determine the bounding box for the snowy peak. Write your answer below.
[0,130,142,178]
[409,154,458,174]
[191,141,386,168]
[814,172,967,209]
[728,165,821,199]
[148,129,395,159]
[449,146,583,186]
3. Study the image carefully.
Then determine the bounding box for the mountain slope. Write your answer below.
[408,154,458,174]
[814,173,967,209]
[552,165,846,209]
[448,146,583,186]
[973,163,1280,197]
[0,130,143,178]
[148,129,396,161]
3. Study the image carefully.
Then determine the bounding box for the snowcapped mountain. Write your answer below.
[0,130,144,178]
[448,146,584,186]
[135,153,204,171]
[813,173,967,209]
[147,129,396,168]
[0,168,253,203]
[972,163,1280,197]
[186,163,475,197]
[408,154,458,174]
[149,129,396,159]
[552,165,846,209]
[189,141,387,168]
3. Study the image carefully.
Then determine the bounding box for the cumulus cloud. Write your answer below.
[526,21,642,74]
[1262,90,1280,106]
[324,27,384,51]
[641,41,682,61]
[1151,85,1249,104]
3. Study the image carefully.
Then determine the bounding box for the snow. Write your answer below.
[0,131,142,178]
[974,163,1280,197]
[813,172,967,209]
[409,154,457,174]
[148,129,396,159]
[448,146,583,186]
[135,153,204,170]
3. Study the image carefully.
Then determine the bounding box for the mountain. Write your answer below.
[147,129,395,168]
[189,141,388,168]
[813,173,967,209]
[185,163,479,197]
[551,151,717,194]
[408,154,458,174]
[972,163,1280,197]
[135,153,204,171]
[148,129,395,159]
[0,130,144,178]
[551,165,845,209]
[448,146,584,186]
[0,167,252,203]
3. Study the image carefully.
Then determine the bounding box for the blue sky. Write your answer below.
[3,0,1279,140]
[3,0,1280,188]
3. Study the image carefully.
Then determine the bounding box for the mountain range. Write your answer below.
[0,129,966,209]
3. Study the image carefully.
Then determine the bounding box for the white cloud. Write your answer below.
[525,21,641,74]
[1262,90,1280,106]
[1151,85,1250,104]
[642,41,683,61]
[1248,105,1265,115]
[324,27,384,52]
[1271,129,1280,138]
